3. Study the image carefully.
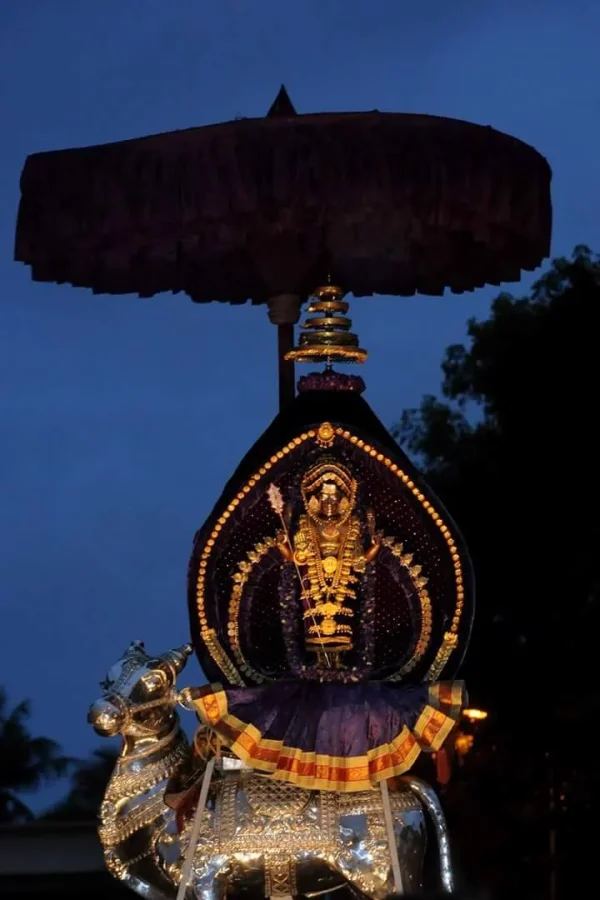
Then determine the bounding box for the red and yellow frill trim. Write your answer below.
[190,681,464,793]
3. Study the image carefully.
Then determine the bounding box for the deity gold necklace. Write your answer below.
[306,517,360,599]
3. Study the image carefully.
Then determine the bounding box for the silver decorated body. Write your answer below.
[89,642,455,900]
[171,773,429,900]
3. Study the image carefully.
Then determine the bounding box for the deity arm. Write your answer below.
[275,530,294,562]
[363,508,381,562]
[364,539,381,563]
[275,505,301,563]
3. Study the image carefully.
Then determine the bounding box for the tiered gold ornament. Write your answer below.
[285,285,367,365]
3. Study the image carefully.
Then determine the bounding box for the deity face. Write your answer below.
[307,480,350,522]
[303,460,355,525]
[319,482,340,519]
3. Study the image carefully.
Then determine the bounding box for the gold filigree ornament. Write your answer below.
[317,421,336,448]
[378,536,433,680]
[425,631,459,682]
[228,537,277,683]
[201,628,245,687]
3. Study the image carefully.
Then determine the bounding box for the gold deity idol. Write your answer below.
[277,459,380,658]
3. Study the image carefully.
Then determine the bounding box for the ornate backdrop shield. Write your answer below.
[188,378,474,689]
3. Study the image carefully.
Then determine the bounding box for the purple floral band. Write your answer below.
[297,371,366,394]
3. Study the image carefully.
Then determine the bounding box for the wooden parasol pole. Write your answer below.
[267,294,301,412]
[264,86,301,413]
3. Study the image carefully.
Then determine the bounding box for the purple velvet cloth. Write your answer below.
[212,680,446,757]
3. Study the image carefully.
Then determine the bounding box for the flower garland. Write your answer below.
[278,562,306,678]
[355,560,376,677]
[297,371,366,394]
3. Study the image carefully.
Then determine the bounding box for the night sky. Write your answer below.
[1,1,598,810]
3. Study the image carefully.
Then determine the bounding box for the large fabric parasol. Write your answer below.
[14,86,552,407]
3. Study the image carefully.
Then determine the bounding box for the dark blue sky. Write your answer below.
[2,1,598,809]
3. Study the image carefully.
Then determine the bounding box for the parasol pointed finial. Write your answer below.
[267,85,297,118]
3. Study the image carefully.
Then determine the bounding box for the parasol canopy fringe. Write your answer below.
[15,112,551,302]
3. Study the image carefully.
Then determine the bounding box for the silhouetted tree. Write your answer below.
[45,747,118,820]
[396,247,600,899]
[0,688,71,823]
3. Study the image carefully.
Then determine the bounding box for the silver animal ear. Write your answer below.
[163,644,193,675]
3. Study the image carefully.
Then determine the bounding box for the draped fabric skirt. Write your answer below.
[187,679,465,792]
